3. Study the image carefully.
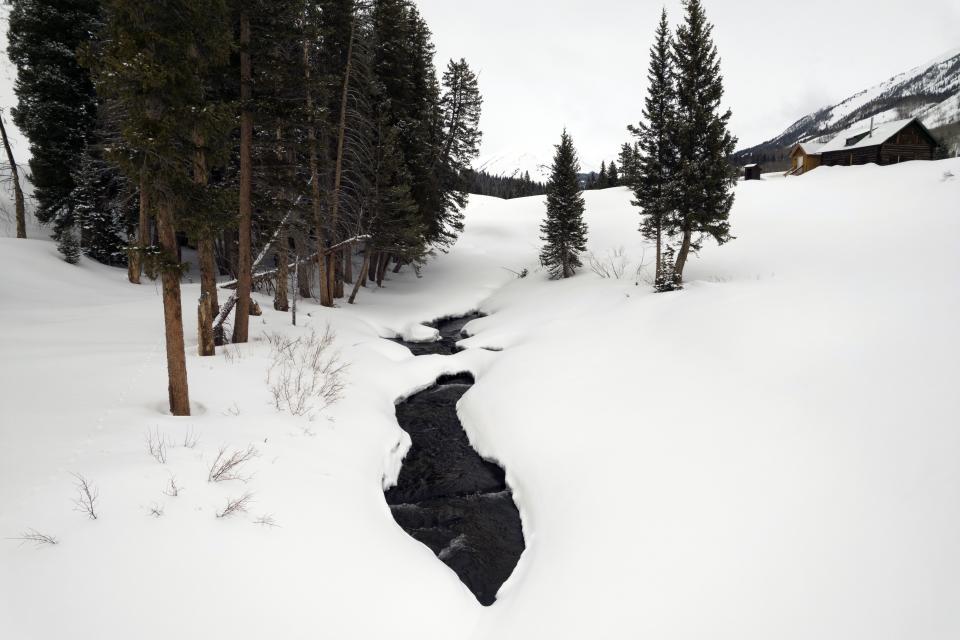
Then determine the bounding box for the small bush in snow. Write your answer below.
[182,426,199,449]
[208,445,258,483]
[216,493,253,519]
[71,473,98,520]
[266,326,346,419]
[7,528,59,547]
[146,428,169,464]
[588,247,630,280]
[164,476,180,497]
[254,514,279,528]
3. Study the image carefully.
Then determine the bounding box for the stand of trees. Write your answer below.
[624,0,736,290]
[7,0,483,415]
[465,169,546,199]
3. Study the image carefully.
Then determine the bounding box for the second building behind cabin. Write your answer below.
[818,118,939,167]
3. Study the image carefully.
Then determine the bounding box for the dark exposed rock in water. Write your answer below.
[385,315,525,606]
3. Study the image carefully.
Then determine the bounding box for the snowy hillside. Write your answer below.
[2,159,960,639]
[737,46,960,159]
[473,149,552,181]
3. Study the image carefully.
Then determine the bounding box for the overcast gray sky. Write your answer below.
[416,0,960,172]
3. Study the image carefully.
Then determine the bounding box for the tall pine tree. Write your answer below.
[630,8,679,290]
[671,0,737,285]
[92,0,233,415]
[7,0,100,246]
[540,130,587,280]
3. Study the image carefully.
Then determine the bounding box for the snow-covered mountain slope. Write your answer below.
[2,159,960,639]
[737,46,960,159]
[474,149,552,181]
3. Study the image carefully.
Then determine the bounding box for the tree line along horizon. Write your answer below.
[3,0,735,416]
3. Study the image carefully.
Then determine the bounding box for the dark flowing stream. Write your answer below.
[385,315,525,606]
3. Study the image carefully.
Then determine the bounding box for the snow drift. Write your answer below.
[2,159,959,639]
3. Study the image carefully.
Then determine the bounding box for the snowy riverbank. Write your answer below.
[2,159,960,639]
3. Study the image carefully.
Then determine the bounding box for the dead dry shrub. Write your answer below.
[266,326,346,419]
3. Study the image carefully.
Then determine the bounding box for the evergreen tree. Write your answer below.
[58,226,82,264]
[629,8,680,290]
[7,0,101,246]
[597,161,607,189]
[91,0,234,416]
[540,130,587,280]
[70,144,132,265]
[608,161,619,187]
[671,0,737,284]
[435,57,483,248]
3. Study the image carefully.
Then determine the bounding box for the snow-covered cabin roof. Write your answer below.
[818,118,916,154]
[792,141,824,156]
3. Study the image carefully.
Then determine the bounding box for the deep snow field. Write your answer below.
[2,159,960,639]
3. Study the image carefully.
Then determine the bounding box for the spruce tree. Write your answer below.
[597,161,607,189]
[7,0,100,245]
[671,0,737,284]
[58,226,82,264]
[92,0,233,416]
[540,130,588,280]
[608,161,619,187]
[629,8,680,290]
[70,145,132,266]
[435,57,483,248]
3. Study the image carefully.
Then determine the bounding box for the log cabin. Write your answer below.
[818,118,939,167]
[787,141,823,175]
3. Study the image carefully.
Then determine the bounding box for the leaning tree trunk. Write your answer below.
[328,20,355,300]
[233,10,253,344]
[0,111,26,239]
[673,221,693,286]
[156,198,191,417]
[348,245,370,305]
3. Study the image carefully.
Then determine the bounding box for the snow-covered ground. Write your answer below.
[2,159,960,639]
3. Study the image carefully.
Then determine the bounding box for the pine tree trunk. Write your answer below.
[348,247,370,305]
[233,10,253,344]
[304,43,332,308]
[274,226,289,312]
[376,252,389,287]
[392,258,403,274]
[198,291,215,357]
[156,199,190,417]
[298,259,312,299]
[198,236,218,355]
[360,249,369,288]
[343,244,353,284]
[328,20,355,300]
[129,173,149,284]
[655,218,662,285]
[367,251,379,283]
[194,130,217,357]
[673,224,693,285]
[0,112,26,240]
